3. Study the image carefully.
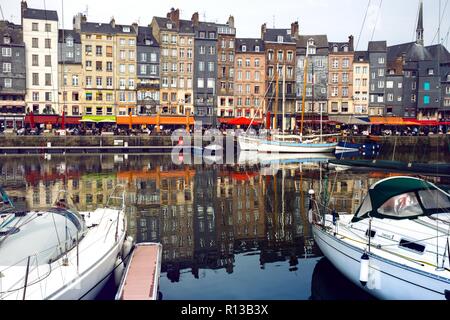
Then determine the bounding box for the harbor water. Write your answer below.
[1,144,448,300]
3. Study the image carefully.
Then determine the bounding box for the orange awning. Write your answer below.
[116,116,195,126]
[369,117,416,125]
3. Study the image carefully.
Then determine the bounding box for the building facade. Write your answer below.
[216,17,236,118]
[328,36,354,115]
[176,19,195,116]
[0,21,26,129]
[368,41,387,116]
[193,18,218,126]
[353,51,369,115]
[136,26,160,115]
[22,2,59,115]
[234,38,265,120]
[262,22,298,131]
[58,29,82,117]
[296,35,328,116]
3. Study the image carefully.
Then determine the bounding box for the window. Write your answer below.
[45,73,52,86]
[427,68,434,75]
[86,76,92,86]
[332,59,338,68]
[387,93,393,101]
[245,58,251,67]
[378,57,385,64]
[96,61,102,71]
[424,82,430,91]
[268,50,274,61]
[237,71,242,80]
[277,35,283,43]
[208,62,214,72]
[332,73,338,83]
[32,38,38,48]
[342,58,349,68]
[120,38,126,46]
[45,92,52,101]
[31,54,39,66]
[378,81,384,88]
[32,92,39,101]
[96,46,102,56]
[45,38,51,49]
[378,69,384,77]
[140,65,147,74]
[386,81,393,88]
[129,64,135,73]
[96,77,102,86]
[198,78,204,88]
[120,64,125,73]
[200,46,206,54]
[106,62,113,72]
[72,75,79,86]
[287,51,293,61]
[342,73,349,83]
[32,23,39,31]
[424,95,430,104]
[4,78,11,88]
[66,51,74,58]
[2,47,11,57]
[331,102,338,112]
[342,102,348,112]
[207,78,215,88]
[342,87,348,97]
[32,73,39,85]
[411,94,416,102]
[106,77,112,87]
[277,50,283,61]
[246,84,251,93]
[255,71,260,81]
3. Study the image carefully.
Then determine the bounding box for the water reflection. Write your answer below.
[0,150,449,299]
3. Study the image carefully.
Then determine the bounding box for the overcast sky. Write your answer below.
[1,0,449,50]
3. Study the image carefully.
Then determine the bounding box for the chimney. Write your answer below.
[110,17,116,28]
[291,21,299,39]
[167,8,180,28]
[132,22,138,35]
[21,1,28,25]
[73,13,87,32]
[348,35,354,51]
[227,15,234,28]
[261,23,267,39]
[191,12,199,27]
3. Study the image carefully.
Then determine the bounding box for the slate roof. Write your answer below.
[368,40,387,52]
[58,29,81,44]
[329,41,353,53]
[297,35,328,48]
[426,44,450,64]
[354,50,369,62]
[387,42,414,63]
[137,26,158,46]
[236,38,264,53]
[263,28,295,43]
[0,21,23,45]
[153,17,194,33]
[80,22,136,35]
[22,8,58,21]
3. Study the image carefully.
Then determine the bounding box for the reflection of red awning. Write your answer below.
[220,117,262,126]
[230,171,259,181]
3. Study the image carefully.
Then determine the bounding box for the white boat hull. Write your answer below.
[237,136,259,151]
[257,140,337,153]
[312,224,450,300]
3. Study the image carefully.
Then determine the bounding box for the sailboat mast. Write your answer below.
[282,64,286,133]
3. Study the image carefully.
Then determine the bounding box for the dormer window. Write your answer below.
[277,35,284,43]
[123,26,130,32]
[308,46,316,55]
[166,23,172,29]
[343,45,348,52]
[428,68,434,75]
[66,37,73,47]
[255,45,260,52]
[333,45,338,52]
[447,74,450,81]
[3,36,11,44]
[145,39,152,45]
[308,38,314,46]
[242,45,246,52]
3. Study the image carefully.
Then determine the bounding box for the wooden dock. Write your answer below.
[115,242,162,300]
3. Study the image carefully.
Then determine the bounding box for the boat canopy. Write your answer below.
[352,176,450,222]
[0,208,86,266]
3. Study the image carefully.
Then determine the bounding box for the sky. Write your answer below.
[1,0,449,50]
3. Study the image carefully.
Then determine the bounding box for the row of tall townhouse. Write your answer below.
[1,1,449,130]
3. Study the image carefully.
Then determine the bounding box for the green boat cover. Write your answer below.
[352,176,450,222]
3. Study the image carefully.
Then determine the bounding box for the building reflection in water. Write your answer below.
[2,154,449,288]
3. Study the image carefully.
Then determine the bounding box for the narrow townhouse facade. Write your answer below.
[58,29,82,116]
[368,41,387,116]
[193,17,218,126]
[21,1,59,115]
[114,22,138,116]
[328,36,354,115]
[262,22,298,131]
[176,19,195,116]
[353,51,369,115]
[136,26,160,115]
[152,9,183,115]
[296,35,328,116]
[216,17,236,118]
[385,66,404,116]
[0,21,26,129]
[77,16,116,118]
[234,38,265,120]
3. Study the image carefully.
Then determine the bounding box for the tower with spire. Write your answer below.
[416,0,424,46]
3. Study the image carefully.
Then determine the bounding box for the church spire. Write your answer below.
[416,0,424,45]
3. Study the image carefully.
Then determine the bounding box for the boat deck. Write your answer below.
[116,243,162,300]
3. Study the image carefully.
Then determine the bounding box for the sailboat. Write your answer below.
[310,176,450,300]
[0,186,130,300]
[239,43,337,153]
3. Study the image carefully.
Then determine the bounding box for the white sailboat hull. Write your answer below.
[312,224,450,300]
[257,140,337,153]
[237,136,260,151]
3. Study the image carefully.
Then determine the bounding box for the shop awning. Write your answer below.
[369,117,448,126]
[58,116,81,125]
[81,115,116,123]
[24,115,58,124]
[116,115,195,126]
[328,115,371,125]
[219,117,262,126]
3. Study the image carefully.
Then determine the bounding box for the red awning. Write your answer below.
[230,171,259,181]
[58,116,81,125]
[222,117,262,126]
[24,115,58,124]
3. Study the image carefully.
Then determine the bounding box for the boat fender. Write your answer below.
[307,189,315,224]
[332,210,339,225]
[122,236,134,260]
[359,253,369,287]
[114,257,125,286]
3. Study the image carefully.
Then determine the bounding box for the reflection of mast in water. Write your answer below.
[281,166,285,240]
